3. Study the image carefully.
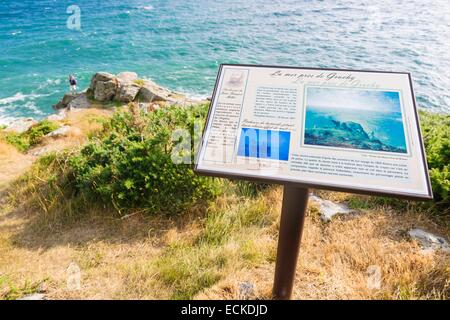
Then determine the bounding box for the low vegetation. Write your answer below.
[420,111,450,207]
[69,104,219,215]
[0,120,59,152]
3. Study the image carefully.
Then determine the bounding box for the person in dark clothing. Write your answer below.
[69,75,77,94]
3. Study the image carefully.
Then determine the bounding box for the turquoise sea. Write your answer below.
[1,0,449,123]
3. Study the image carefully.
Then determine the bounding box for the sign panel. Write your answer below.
[195,64,432,200]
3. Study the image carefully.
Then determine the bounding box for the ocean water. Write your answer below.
[1,0,449,123]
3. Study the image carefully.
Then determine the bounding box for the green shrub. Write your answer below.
[4,132,30,152]
[420,111,450,204]
[1,120,59,152]
[27,120,59,145]
[69,104,219,214]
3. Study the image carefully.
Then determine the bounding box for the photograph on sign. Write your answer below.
[195,65,432,200]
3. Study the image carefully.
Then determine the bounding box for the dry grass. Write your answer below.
[0,141,34,192]
[62,107,113,136]
[0,178,448,300]
[0,108,112,193]
[27,108,113,157]
[197,202,449,300]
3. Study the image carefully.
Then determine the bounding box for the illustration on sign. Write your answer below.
[303,87,408,154]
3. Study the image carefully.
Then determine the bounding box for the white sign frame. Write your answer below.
[195,64,433,201]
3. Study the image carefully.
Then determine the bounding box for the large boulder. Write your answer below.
[67,92,91,109]
[137,80,171,102]
[94,79,118,102]
[89,72,116,89]
[117,71,138,83]
[4,118,37,134]
[116,83,141,102]
[53,93,78,110]
[89,72,118,102]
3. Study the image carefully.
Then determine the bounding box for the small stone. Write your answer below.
[310,194,354,222]
[37,282,47,293]
[408,228,450,253]
[17,293,46,300]
[238,282,255,300]
[67,262,81,291]
[45,125,71,138]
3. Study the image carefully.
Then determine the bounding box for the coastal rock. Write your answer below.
[310,194,354,222]
[46,71,203,120]
[5,118,37,134]
[45,125,71,138]
[94,79,118,102]
[117,71,138,83]
[89,72,118,102]
[67,92,91,109]
[116,83,141,102]
[53,93,78,110]
[137,80,171,102]
[408,228,450,253]
[90,72,116,86]
[46,109,67,121]
[29,146,52,157]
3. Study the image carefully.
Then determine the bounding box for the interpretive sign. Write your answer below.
[196,64,432,200]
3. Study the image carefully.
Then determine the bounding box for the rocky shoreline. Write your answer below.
[3,71,208,134]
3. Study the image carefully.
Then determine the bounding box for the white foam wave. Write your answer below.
[0,92,28,105]
[137,5,154,11]
[23,101,45,115]
[0,115,17,126]
[0,92,50,106]
[37,78,62,90]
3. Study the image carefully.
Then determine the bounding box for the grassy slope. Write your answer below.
[0,108,448,300]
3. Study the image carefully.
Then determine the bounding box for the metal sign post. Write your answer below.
[272,186,309,300]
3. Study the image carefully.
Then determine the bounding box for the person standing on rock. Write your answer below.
[69,75,77,94]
